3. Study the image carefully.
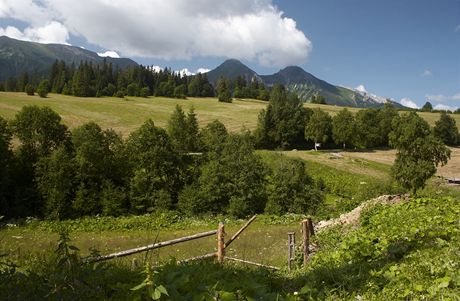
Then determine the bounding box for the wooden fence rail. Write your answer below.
[85,229,217,263]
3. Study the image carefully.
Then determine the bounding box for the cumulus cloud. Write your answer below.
[0,0,311,67]
[179,68,194,76]
[426,93,460,102]
[355,85,367,93]
[196,68,210,74]
[400,98,419,109]
[0,21,69,44]
[434,104,457,111]
[420,69,432,77]
[97,51,120,58]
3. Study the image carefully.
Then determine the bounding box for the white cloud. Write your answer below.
[455,25,460,33]
[97,50,120,58]
[149,65,163,73]
[0,0,311,67]
[420,69,432,77]
[179,68,193,76]
[426,93,460,102]
[196,68,210,74]
[0,21,69,44]
[434,104,457,111]
[400,97,419,109]
[355,84,367,93]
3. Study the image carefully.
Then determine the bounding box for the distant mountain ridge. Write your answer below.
[207,59,402,108]
[0,36,137,81]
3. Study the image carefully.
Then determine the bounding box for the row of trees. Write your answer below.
[0,60,215,99]
[0,105,324,220]
[215,75,270,103]
[255,85,460,149]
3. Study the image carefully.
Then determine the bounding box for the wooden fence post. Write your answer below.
[307,217,315,236]
[301,219,310,267]
[287,232,295,272]
[217,222,225,264]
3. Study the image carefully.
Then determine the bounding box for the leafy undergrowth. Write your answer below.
[292,197,460,300]
[1,197,459,300]
[6,211,307,233]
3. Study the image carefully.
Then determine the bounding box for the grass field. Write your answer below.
[1,92,458,136]
[0,92,267,136]
[282,147,460,178]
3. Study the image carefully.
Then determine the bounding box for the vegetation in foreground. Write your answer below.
[1,196,458,300]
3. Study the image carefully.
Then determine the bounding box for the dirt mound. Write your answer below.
[315,194,410,233]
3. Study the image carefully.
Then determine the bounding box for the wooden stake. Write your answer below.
[217,222,225,263]
[307,217,315,236]
[287,232,295,272]
[301,219,310,267]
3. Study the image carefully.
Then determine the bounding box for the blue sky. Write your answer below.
[1,0,459,109]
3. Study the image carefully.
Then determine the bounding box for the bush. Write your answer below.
[139,86,150,98]
[25,84,35,96]
[115,90,125,98]
[218,90,232,103]
[37,80,50,98]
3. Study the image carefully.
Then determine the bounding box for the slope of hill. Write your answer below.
[207,59,403,108]
[0,92,454,137]
[206,58,259,84]
[0,36,138,81]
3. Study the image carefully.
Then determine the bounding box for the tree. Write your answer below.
[200,120,229,159]
[25,84,35,96]
[433,111,458,146]
[421,101,433,112]
[71,122,123,215]
[354,109,384,148]
[254,85,308,149]
[127,119,181,213]
[167,106,201,153]
[216,76,232,103]
[35,147,77,219]
[265,155,323,215]
[10,106,69,217]
[378,104,399,146]
[139,86,150,97]
[332,108,355,149]
[305,108,332,150]
[178,133,267,217]
[37,80,50,98]
[389,112,450,193]
[310,94,326,104]
[0,117,13,217]
[11,106,69,158]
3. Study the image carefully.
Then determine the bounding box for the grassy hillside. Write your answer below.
[1,92,458,136]
[0,92,266,136]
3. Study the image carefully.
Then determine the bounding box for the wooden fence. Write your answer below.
[84,214,315,272]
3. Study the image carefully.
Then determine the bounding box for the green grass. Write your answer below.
[0,213,306,268]
[0,92,457,137]
[0,92,267,136]
[292,197,460,300]
[258,150,401,220]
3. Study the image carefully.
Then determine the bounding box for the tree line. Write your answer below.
[0,85,454,220]
[0,60,273,103]
[0,60,215,99]
[255,85,460,150]
[0,104,323,220]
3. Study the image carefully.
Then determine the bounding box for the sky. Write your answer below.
[0,0,459,109]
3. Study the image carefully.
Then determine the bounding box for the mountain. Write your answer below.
[207,59,402,108]
[206,58,259,84]
[0,36,138,81]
